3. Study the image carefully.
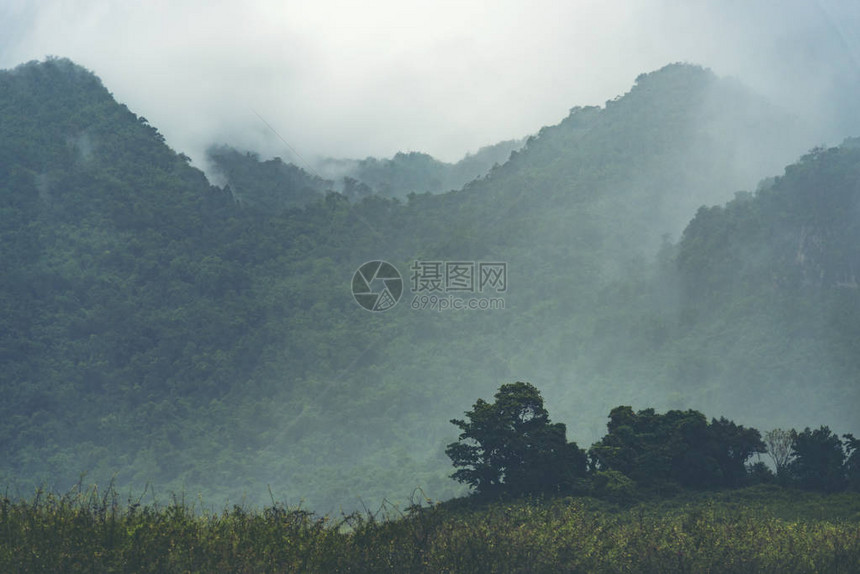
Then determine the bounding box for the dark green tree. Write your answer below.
[589,406,765,489]
[590,407,699,487]
[788,426,847,492]
[706,417,767,487]
[445,382,587,496]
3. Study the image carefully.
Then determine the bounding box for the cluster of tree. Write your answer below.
[447,383,860,498]
[765,427,860,493]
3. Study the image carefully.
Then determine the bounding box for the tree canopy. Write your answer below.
[789,426,848,493]
[588,406,765,489]
[446,382,587,496]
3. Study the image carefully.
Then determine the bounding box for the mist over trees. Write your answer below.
[313,139,526,199]
[207,138,526,206]
[206,146,330,210]
[1,57,859,513]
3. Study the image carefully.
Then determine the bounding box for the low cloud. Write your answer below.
[1,0,858,169]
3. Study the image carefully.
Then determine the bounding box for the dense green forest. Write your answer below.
[1,56,859,517]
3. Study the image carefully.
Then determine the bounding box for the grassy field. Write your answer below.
[1,485,858,573]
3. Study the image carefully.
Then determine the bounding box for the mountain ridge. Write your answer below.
[1,56,857,512]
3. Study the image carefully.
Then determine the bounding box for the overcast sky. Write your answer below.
[2,0,858,167]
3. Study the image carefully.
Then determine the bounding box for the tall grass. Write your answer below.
[1,485,858,573]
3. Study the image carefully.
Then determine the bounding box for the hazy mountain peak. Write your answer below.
[4,56,104,90]
[632,62,714,88]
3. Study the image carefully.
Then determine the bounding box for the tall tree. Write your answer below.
[789,426,847,492]
[764,428,795,477]
[446,382,587,496]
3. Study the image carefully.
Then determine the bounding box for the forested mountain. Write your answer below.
[1,57,857,512]
[209,138,525,204]
[671,142,860,425]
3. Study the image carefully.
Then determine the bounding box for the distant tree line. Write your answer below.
[447,383,860,499]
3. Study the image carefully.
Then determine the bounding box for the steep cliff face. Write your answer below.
[679,142,860,294]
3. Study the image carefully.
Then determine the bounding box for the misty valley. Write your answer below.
[1,57,859,571]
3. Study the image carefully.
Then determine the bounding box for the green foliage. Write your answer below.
[789,426,848,493]
[445,384,854,499]
[446,383,587,496]
[590,469,638,502]
[589,406,765,489]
